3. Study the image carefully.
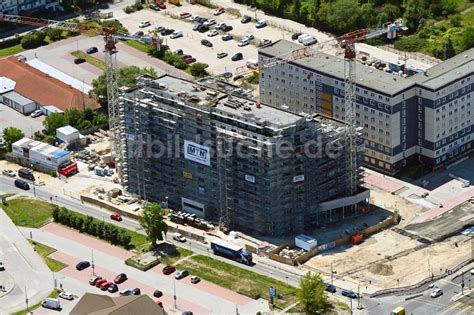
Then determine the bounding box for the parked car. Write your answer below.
[221,25,233,32]
[157,2,166,9]
[119,289,134,296]
[41,298,61,310]
[14,179,29,190]
[173,233,186,242]
[231,52,243,61]
[108,283,119,293]
[241,15,251,23]
[183,57,196,64]
[259,39,272,46]
[86,47,98,54]
[471,269,474,275]
[110,213,122,221]
[18,168,34,181]
[244,34,255,41]
[216,22,226,30]
[222,34,233,41]
[217,51,228,59]
[175,49,184,55]
[190,276,200,284]
[149,4,160,11]
[291,32,302,40]
[153,290,163,298]
[197,25,209,33]
[132,30,144,37]
[341,289,357,299]
[431,288,443,298]
[0,262,4,271]
[175,270,189,280]
[192,23,202,31]
[201,39,213,47]
[114,273,128,284]
[74,58,86,64]
[155,26,165,32]
[100,282,113,291]
[207,30,218,37]
[161,29,174,36]
[232,75,244,81]
[238,39,249,47]
[76,261,90,271]
[213,7,225,15]
[170,30,183,39]
[203,19,216,26]
[139,20,151,28]
[162,265,176,275]
[256,19,267,28]
[324,283,337,293]
[220,72,233,79]
[59,292,74,300]
[156,300,163,308]
[180,12,191,18]
[190,15,200,21]
[89,276,102,285]
[95,278,107,288]
[131,288,141,295]
[2,169,15,177]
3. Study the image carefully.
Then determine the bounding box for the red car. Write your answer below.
[162,265,176,275]
[180,12,191,18]
[155,300,163,308]
[95,279,107,288]
[114,273,128,284]
[183,57,196,64]
[100,281,112,291]
[89,276,102,285]
[110,213,122,221]
[157,2,166,9]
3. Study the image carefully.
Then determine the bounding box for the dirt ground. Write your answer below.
[306,231,471,289]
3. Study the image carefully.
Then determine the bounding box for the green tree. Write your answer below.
[64,108,84,128]
[3,127,24,151]
[83,108,94,123]
[462,27,474,50]
[139,202,168,248]
[403,0,430,32]
[149,44,169,59]
[448,14,462,27]
[43,112,67,135]
[296,272,330,314]
[324,0,364,34]
[46,28,62,41]
[189,62,209,78]
[78,120,93,131]
[44,135,56,145]
[378,4,401,23]
[443,38,455,59]
[21,34,43,49]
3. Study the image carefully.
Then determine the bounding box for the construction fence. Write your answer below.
[269,213,401,266]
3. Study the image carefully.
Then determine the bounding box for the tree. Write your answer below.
[139,202,168,248]
[43,112,67,135]
[443,38,455,60]
[64,108,84,128]
[378,4,401,24]
[323,0,364,35]
[448,14,462,27]
[3,127,24,151]
[46,28,62,41]
[149,44,169,59]
[21,34,43,49]
[403,0,430,32]
[296,272,330,314]
[189,63,209,78]
[90,66,156,104]
[462,27,474,51]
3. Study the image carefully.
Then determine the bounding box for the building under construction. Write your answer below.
[120,75,369,236]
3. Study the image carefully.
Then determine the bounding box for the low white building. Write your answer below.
[12,137,71,171]
[56,125,79,144]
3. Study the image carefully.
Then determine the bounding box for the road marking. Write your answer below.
[412,297,448,308]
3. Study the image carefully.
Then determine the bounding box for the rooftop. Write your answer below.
[259,40,414,95]
[0,56,100,111]
[2,91,33,106]
[57,125,79,135]
[13,137,70,159]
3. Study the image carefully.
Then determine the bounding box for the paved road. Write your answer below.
[0,105,45,137]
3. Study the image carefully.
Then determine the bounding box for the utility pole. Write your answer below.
[173,279,177,308]
[350,297,353,315]
[25,287,29,312]
[91,249,95,276]
[357,282,361,310]
[461,271,465,295]
[331,262,334,285]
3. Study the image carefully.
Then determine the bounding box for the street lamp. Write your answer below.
[91,249,95,276]
[173,279,177,308]
[165,196,169,209]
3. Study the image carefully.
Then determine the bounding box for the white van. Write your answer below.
[170,30,183,39]
[42,298,61,310]
[246,59,258,69]
[301,35,316,46]
[298,34,311,43]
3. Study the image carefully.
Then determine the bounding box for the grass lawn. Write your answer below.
[12,289,62,315]
[177,255,297,308]
[161,247,193,265]
[0,44,25,58]
[1,197,55,228]
[0,193,15,199]
[71,50,106,70]
[29,240,68,272]
[124,40,150,54]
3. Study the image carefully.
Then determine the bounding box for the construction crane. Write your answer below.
[0,13,160,180]
[235,19,404,196]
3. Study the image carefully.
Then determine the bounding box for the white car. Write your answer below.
[255,19,267,28]
[59,291,74,300]
[213,7,225,15]
[204,19,216,26]
[190,276,200,284]
[173,233,186,242]
[244,34,254,41]
[30,109,42,117]
[430,288,443,298]
[216,22,226,29]
[217,51,228,59]
[238,39,249,47]
[207,30,218,37]
[190,15,200,21]
[2,169,15,177]
[471,268,474,275]
[0,262,4,271]
[139,20,151,28]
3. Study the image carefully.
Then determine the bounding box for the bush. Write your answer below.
[163,51,188,69]
[149,44,169,59]
[132,2,144,11]
[21,34,43,49]
[189,62,208,78]
[394,35,428,52]
[124,6,135,14]
[0,36,22,49]
[46,28,62,41]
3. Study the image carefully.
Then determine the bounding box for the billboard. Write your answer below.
[245,174,255,183]
[184,140,211,166]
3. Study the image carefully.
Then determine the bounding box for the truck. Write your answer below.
[390,306,405,315]
[210,239,253,265]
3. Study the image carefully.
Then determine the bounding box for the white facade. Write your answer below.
[12,138,71,170]
[56,125,79,144]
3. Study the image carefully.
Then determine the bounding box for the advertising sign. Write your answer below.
[245,174,255,183]
[293,174,304,183]
[184,140,211,166]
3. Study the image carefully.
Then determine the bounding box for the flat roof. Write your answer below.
[259,40,414,95]
[57,125,79,135]
[2,91,33,106]
[13,137,70,159]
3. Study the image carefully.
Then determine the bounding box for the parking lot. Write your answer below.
[118,5,301,76]
[0,105,45,137]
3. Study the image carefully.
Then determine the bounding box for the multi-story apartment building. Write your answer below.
[120,75,369,236]
[259,40,473,174]
[0,0,61,15]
